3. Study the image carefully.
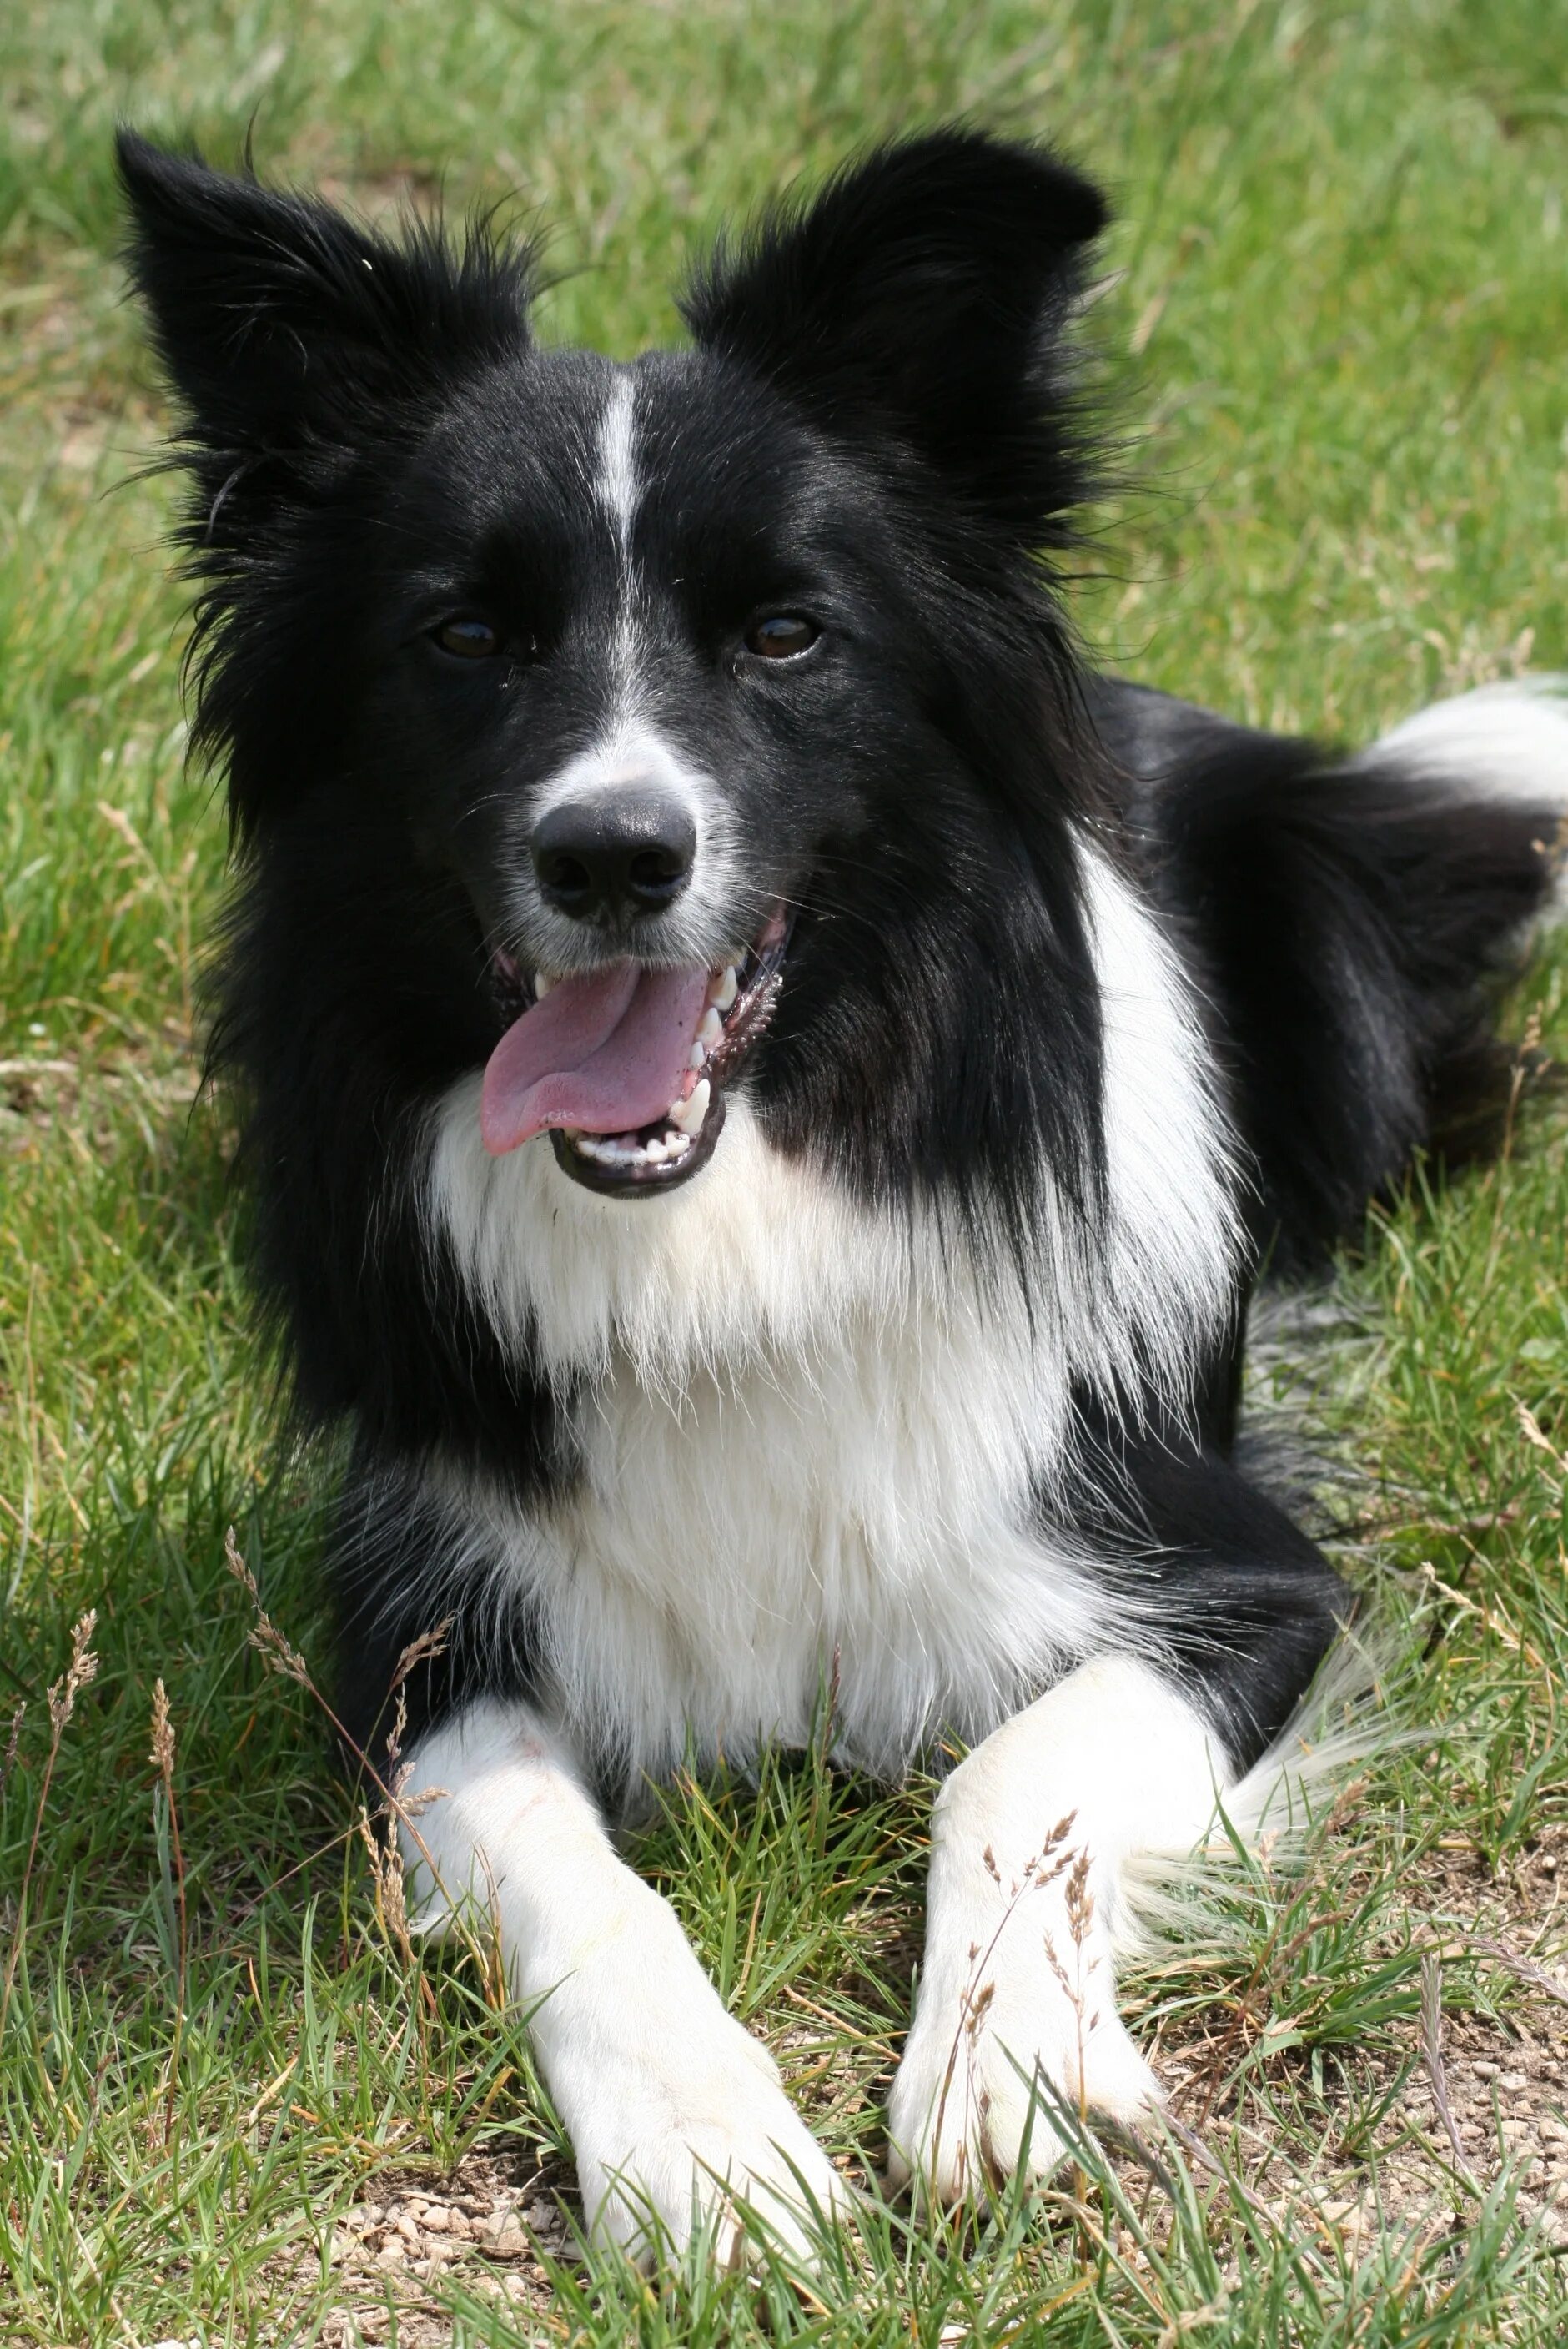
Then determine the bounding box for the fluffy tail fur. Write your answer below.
[1094,675,1568,1273]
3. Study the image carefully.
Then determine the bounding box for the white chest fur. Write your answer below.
[450,1271,1123,1782]
[422,851,1240,1783]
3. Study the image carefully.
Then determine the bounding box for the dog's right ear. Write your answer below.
[116,131,533,460]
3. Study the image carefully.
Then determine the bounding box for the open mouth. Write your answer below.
[480,908,789,1197]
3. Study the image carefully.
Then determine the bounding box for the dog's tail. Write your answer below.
[1098,676,1568,1273]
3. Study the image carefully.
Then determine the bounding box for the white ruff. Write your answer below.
[424,846,1240,1783]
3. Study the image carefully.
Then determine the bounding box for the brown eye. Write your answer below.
[433,616,501,659]
[744,613,820,661]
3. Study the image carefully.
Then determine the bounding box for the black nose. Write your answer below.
[530,792,697,923]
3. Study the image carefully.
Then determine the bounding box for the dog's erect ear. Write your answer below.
[116,131,532,458]
[681,128,1108,544]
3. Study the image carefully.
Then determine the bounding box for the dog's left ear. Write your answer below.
[681,128,1108,545]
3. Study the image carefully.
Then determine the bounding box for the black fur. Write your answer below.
[117,125,1562,1799]
[1093,678,1560,1271]
[1063,1387,1351,1769]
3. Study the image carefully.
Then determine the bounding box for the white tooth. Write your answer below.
[643,1137,669,1164]
[687,1041,707,1071]
[671,1078,710,1136]
[535,972,555,998]
[667,1131,691,1157]
[696,1007,723,1049]
[711,966,738,1011]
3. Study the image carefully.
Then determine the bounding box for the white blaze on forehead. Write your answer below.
[591,371,643,730]
[595,372,639,556]
[523,366,738,951]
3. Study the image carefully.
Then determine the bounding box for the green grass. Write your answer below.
[3,1,1568,2340]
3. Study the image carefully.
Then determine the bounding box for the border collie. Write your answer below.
[118,124,1568,2258]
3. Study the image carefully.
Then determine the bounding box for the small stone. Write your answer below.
[376,2239,405,2270]
[1500,2071,1529,2093]
[447,2208,473,2240]
[527,2200,554,2231]
[395,2212,421,2243]
[1474,2061,1501,2080]
[421,2203,451,2232]
[492,2222,529,2258]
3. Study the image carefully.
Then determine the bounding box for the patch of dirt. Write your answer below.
[1157,1822,1568,2254]
[247,1813,1568,2339]
[304,2146,577,2345]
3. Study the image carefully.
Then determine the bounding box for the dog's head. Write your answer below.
[120,128,1111,1221]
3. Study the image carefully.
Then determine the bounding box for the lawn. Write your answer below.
[3,1,1567,2341]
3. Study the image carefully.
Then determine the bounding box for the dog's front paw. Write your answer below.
[568,2016,844,2264]
[538,1909,844,2264]
[886,1881,1158,2206]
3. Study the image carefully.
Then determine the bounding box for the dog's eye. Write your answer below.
[744,614,820,661]
[432,616,502,660]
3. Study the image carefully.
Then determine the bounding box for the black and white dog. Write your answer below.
[118,125,1566,2256]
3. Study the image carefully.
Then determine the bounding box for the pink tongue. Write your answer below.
[480,963,711,1156]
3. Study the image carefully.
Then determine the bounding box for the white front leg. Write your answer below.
[402,1698,841,2261]
[887,1656,1228,2204]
